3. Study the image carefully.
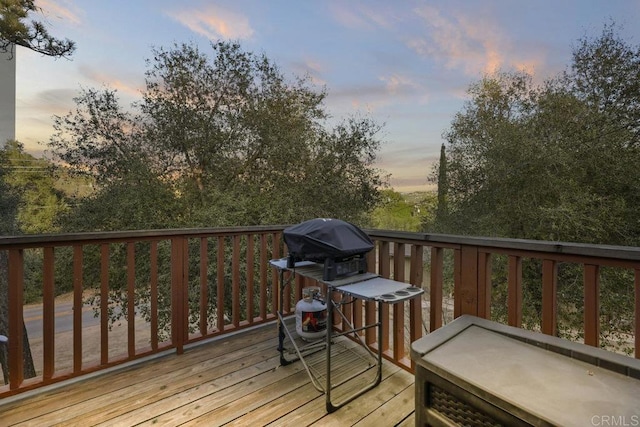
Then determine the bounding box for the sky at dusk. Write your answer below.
[13,0,640,192]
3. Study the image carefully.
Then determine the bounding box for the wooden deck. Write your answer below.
[0,319,415,426]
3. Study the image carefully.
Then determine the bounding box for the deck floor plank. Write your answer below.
[353,381,415,426]
[83,342,287,426]
[0,320,416,427]
[309,369,413,427]
[1,324,274,424]
[267,363,403,427]
[10,332,280,426]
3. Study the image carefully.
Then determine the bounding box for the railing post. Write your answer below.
[477,252,492,319]
[456,246,480,317]
[409,245,424,369]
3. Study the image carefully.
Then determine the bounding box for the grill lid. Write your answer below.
[284,218,373,262]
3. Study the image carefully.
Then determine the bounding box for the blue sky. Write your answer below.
[14,0,640,192]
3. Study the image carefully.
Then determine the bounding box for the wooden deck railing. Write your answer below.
[1,227,639,398]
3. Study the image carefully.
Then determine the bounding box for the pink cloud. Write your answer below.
[78,65,143,99]
[165,5,254,40]
[410,5,551,80]
[36,0,83,26]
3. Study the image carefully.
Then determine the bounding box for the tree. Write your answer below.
[2,140,67,233]
[0,0,75,57]
[0,146,19,235]
[373,189,436,232]
[432,143,448,231]
[0,0,76,385]
[437,70,542,238]
[434,23,640,352]
[48,40,385,339]
[49,88,182,231]
[0,143,37,382]
[50,41,384,230]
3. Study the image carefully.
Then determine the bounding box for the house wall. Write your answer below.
[0,48,16,146]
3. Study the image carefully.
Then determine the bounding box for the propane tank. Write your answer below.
[295,286,327,341]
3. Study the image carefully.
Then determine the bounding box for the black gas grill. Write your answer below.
[272,218,425,413]
[283,218,373,280]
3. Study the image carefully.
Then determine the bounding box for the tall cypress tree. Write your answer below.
[436,143,448,227]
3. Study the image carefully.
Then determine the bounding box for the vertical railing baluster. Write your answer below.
[127,242,136,357]
[542,259,558,336]
[246,234,254,324]
[8,249,24,389]
[294,270,303,305]
[43,247,55,379]
[584,264,600,347]
[353,298,363,337]
[100,244,109,365]
[508,255,523,327]
[150,241,158,351]
[171,237,186,355]
[283,272,291,314]
[365,248,377,346]
[635,269,639,359]
[216,236,225,333]
[232,235,241,328]
[200,238,208,336]
[378,241,390,355]
[260,234,268,321]
[393,302,405,363]
[430,247,443,332]
[271,232,281,318]
[72,245,83,373]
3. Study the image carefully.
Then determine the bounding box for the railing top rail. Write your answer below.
[2,225,639,262]
[0,225,289,249]
[365,229,640,262]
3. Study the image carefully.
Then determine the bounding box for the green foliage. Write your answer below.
[0,145,19,235]
[435,22,640,352]
[46,40,385,338]
[437,24,640,246]
[434,143,448,228]
[2,140,68,233]
[49,41,384,231]
[0,0,75,57]
[371,189,436,231]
